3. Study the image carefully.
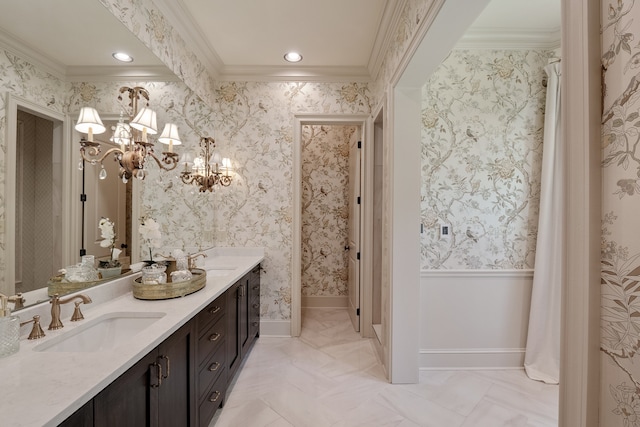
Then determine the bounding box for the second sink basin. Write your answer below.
[34,311,165,353]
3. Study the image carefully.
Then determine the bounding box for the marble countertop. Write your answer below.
[0,247,264,427]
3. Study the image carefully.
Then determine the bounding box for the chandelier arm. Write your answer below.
[145,152,180,172]
[79,145,124,166]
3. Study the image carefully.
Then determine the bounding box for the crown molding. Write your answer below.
[0,29,178,83]
[218,65,372,83]
[367,0,407,82]
[152,0,224,79]
[456,27,561,50]
[66,66,180,82]
[0,28,66,81]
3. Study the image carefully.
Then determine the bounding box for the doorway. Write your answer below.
[300,123,361,332]
[292,114,370,338]
[14,110,63,293]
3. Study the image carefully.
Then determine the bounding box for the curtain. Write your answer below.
[524,60,562,384]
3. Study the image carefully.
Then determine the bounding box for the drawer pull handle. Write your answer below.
[208,362,221,372]
[252,322,259,327]
[253,286,260,291]
[209,391,221,403]
[209,333,221,342]
[159,355,170,379]
[150,362,162,388]
[209,306,221,315]
[252,303,259,309]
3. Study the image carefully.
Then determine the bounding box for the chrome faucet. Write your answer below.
[188,253,207,269]
[48,293,92,330]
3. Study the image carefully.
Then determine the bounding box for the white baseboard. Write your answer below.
[419,348,525,370]
[301,296,348,308]
[259,320,291,337]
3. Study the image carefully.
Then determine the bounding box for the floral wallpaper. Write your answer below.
[420,49,551,270]
[601,1,640,425]
[301,125,355,298]
[210,82,370,319]
[96,0,438,320]
[0,0,438,322]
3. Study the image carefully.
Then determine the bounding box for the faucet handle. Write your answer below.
[20,315,46,340]
[71,301,86,322]
[8,293,25,310]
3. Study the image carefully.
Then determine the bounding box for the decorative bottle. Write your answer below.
[0,295,19,358]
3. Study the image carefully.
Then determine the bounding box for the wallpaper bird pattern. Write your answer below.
[301,125,355,298]
[601,0,640,425]
[421,49,550,270]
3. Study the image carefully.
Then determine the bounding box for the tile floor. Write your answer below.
[211,308,559,427]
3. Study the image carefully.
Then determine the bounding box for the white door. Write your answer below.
[347,134,361,332]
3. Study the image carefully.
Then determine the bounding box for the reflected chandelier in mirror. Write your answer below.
[76,86,181,183]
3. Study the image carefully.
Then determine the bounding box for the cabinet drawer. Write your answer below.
[197,295,225,336]
[198,343,226,398]
[198,371,227,427]
[198,316,225,366]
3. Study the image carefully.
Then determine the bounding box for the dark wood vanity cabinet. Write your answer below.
[196,293,228,427]
[93,320,196,427]
[59,265,260,427]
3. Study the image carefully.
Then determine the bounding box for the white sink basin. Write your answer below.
[34,312,165,353]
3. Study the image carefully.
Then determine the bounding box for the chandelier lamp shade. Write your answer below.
[180,137,232,192]
[75,86,181,183]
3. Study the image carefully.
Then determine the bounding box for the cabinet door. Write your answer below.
[226,281,241,381]
[157,321,195,427]
[57,400,93,427]
[239,275,250,357]
[94,351,157,427]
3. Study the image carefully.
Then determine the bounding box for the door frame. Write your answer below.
[292,114,371,337]
[4,94,69,296]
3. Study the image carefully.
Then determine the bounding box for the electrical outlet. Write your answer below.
[440,224,451,239]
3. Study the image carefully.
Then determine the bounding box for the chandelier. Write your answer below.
[179,137,232,192]
[75,86,181,183]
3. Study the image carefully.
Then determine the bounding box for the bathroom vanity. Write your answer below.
[0,248,263,427]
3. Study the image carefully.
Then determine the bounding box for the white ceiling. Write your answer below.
[0,0,561,82]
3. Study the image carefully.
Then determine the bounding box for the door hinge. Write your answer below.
[357,196,361,204]
[357,140,362,149]
[357,252,360,260]
[356,308,360,316]
[80,193,87,202]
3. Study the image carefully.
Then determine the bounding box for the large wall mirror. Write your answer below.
[0,0,176,309]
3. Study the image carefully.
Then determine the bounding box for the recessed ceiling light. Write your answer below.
[112,52,133,63]
[284,52,302,63]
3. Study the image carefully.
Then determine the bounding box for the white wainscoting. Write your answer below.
[420,269,533,370]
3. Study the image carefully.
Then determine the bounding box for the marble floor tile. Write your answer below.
[211,308,559,427]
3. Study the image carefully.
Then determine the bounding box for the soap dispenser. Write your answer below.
[0,295,19,357]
